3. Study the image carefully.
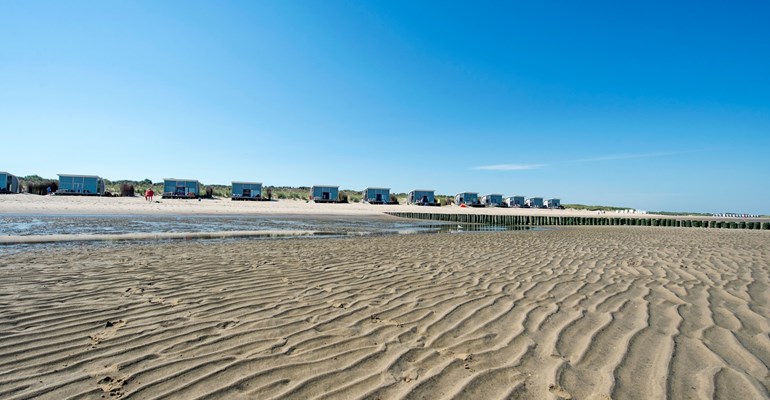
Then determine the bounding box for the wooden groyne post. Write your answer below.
[384,212,770,230]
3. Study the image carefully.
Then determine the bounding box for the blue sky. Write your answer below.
[1,1,768,214]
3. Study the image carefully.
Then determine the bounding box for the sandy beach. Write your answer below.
[1,227,768,399]
[0,193,654,218]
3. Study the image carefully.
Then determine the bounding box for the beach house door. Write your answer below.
[243,188,251,197]
[322,191,330,200]
[376,193,383,203]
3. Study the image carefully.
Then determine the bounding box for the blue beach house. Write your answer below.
[545,198,562,208]
[163,178,201,198]
[310,185,339,202]
[0,172,19,193]
[482,194,504,207]
[506,196,525,207]
[455,192,479,206]
[57,174,105,195]
[526,197,544,208]
[408,190,435,205]
[363,187,390,204]
[232,181,262,200]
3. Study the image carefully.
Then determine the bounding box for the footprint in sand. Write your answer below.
[330,302,346,309]
[548,384,573,399]
[215,320,239,329]
[98,375,127,398]
[89,320,126,347]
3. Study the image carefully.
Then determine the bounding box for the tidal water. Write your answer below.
[0,214,534,255]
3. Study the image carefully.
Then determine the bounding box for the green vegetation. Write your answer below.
[264,186,310,201]
[565,203,729,216]
[21,175,49,183]
[340,190,362,203]
[563,204,628,212]
[649,210,714,217]
[104,179,162,196]
[436,195,455,206]
[391,193,409,204]
[19,175,58,195]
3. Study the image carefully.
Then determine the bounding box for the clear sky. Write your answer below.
[1,1,768,214]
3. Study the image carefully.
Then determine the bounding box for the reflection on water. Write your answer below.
[0,214,534,237]
[0,214,536,255]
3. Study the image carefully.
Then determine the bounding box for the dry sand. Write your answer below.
[1,227,769,399]
[0,193,655,218]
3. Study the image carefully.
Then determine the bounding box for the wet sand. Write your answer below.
[1,227,769,399]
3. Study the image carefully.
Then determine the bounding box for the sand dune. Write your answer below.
[1,227,769,399]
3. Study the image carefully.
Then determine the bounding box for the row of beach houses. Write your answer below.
[0,172,562,208]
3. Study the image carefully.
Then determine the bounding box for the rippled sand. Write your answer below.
[1,227,769,399]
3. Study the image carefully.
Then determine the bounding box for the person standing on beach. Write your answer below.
[145,187,154,202]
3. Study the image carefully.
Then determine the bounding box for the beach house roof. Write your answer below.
[163,178,200,182]
[58,174,102,178]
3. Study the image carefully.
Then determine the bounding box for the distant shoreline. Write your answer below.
[0,193,767,221]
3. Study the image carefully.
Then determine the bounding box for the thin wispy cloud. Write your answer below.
[471,163,547,171]
[472,150,702,171]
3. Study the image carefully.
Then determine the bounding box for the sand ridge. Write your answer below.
[0,227,768,399]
